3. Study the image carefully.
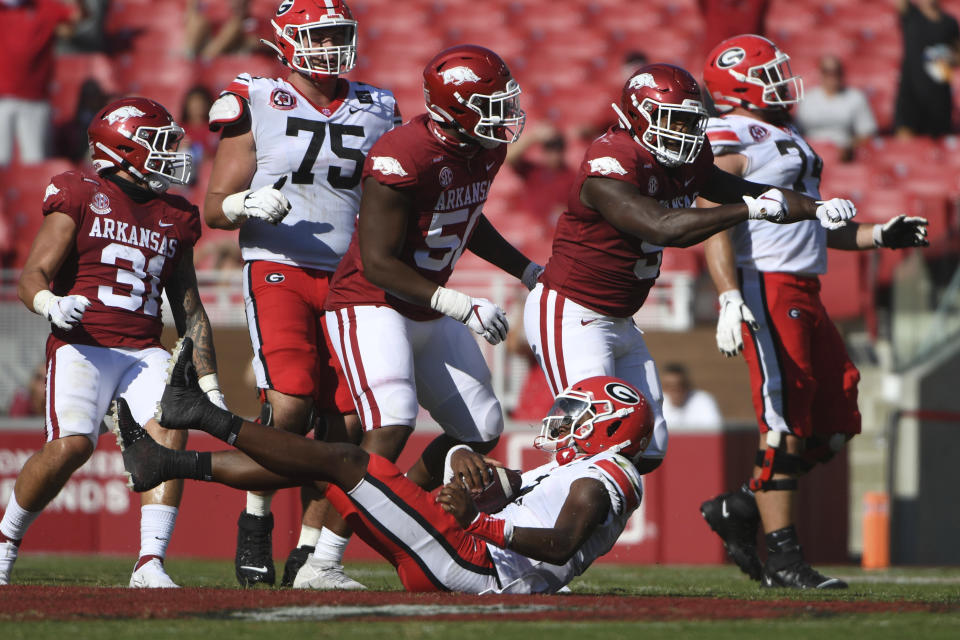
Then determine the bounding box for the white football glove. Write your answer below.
[198,373,228,410]
[521,262,544,291]
[431,286,509,345]
[33,290,90,330]
[815,197,857,230]
[716,289,758,357]
[873,215,929,249]
[743,188,787,222]
[222,176,291,225]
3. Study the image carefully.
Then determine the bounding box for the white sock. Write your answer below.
[139,504,178,559]
[0,492,41,542]
[311,527,349,565]
[246,492,273,517]
[297,525,322,548]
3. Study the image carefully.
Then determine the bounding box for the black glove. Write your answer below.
[873,215,929,249]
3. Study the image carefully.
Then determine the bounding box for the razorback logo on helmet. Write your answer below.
[270,88,297,110]
[604,382,641,404]
[588,157,628,176]
[628,73,658,90]
[44,183,60,201]
[717,47,746,69]
[105,105,146,125]
[749,124,769,142]
[441,66,482,86]
[371,156,408,177]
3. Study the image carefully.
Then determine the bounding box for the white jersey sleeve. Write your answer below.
[485,452,641,594]
[223,74,399,271]
[706,114,827,276]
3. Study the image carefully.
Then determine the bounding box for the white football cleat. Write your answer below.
[0,540,18,586]
[293,557,366,590]
[129,557,179,588]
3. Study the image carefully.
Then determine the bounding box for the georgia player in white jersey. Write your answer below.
[203,0,399,589]
[697,34,928,590]
[0,98,221,589]
[116,343,655,594]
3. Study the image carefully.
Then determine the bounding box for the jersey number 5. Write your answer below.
[286,117,365,190]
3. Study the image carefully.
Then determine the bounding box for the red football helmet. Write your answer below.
[423,44,525,148]
[612,63,708,167]
[265,0,357,80]
[703,34,803,112]
[535,376,654,464]
[88,97,191,193]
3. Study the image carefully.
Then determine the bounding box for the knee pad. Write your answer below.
[749,432,805,492]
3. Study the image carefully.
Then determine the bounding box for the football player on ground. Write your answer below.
[0,97,221,588]
[203,0,400,589]
[697,35,927,589]
[523,62,855,478]
[323,44,542,500]
[118,337,655,594]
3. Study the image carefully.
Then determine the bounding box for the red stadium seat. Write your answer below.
[200,55,286,95]
[51,54,121,125]
[0,160,77,267]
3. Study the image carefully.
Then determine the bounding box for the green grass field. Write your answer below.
[3,555,959,639]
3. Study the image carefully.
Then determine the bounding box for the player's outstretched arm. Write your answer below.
[583,175,757,248]
[438,476,610,565]
[466,215,542,289]
[826,215,929,251]
[18,212,90,330]
[165,246,224,407]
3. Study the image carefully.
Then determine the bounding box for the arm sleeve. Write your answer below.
[41,173,84,225]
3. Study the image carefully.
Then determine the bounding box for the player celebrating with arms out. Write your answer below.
[117,337,655,594]
[0,98,221,588]
[203,0,400,589]
[524,62,856,477]
[697,35,927,589]
[324,44,543,498]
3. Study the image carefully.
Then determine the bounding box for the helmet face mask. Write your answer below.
[704,34,804,112]
[268,0,358,80]
[423,44,526,148]
[89,98,192,193]
[612,64,708,167]
[535,377,654,464]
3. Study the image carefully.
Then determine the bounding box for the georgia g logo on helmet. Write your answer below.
[276,0,294,15]
[605,382,641,405]
[717,47,746,69]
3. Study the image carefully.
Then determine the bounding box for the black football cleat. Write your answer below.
[762,561,848,589]
[112,398,166,493]
[236,511,276,587]
[700,487,763,581]
[280,545,315,588]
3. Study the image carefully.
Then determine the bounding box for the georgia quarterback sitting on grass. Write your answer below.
[116,338,654,594]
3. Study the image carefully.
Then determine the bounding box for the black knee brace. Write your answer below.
[749,432,807,491]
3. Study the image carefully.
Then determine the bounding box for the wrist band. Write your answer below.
[32,290,55,316]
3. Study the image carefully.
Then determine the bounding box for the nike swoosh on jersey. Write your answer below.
[580,318,597,326]
[485,161,496,171]
[158,221,174,227]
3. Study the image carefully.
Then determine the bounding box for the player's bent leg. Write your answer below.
[325,454,499,593]
[0,435,93,585]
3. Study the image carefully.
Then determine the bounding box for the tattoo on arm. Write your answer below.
[167,248,218,377]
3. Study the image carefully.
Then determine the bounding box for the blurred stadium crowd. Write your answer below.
[1,0,958,322]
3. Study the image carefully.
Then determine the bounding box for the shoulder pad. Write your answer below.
[208,94,248,131]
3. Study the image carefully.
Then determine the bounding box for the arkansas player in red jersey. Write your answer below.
[523,63,852,478]
[325,45,541,491]
[0,98,221,588]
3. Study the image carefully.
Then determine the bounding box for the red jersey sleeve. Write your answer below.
[362,132,418,190]
[580,132,643,187]
[41,172,87,225]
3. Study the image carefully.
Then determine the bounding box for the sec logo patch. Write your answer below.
[748,124,769,142]
[89,192,111,215]
[266,273,285,283]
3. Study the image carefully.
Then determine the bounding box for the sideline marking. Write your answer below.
[230,603,559,621]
